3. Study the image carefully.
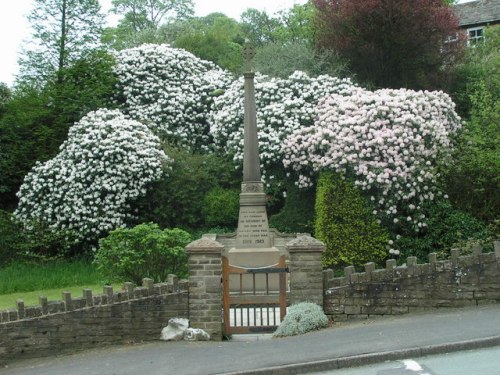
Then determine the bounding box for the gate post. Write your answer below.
[185,237,224,341]
[286,235,325,307]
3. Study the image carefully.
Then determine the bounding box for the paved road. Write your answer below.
[1,304,500,375]
[311,346,500,375]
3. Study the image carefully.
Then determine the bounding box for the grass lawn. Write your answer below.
[0,283,122,310]
[0,259,122,310]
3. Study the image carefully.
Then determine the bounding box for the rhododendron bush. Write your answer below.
[282,88,461,245]
[209,71,357,182]
[14,109,169,245]
[114,44,233,149]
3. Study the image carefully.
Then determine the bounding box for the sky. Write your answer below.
[0,0,472,87]
[0,0,307,87]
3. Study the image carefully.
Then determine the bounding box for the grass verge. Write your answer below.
[0,259,122,310]
[0,259,106,294]
[0,283,122,310]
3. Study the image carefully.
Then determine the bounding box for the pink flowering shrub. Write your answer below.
[209,71,357,184]
[282,88,461,248]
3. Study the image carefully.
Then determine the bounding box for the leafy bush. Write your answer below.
[0,210,77,265]
[0,210,23,266]
[315,172,389,268]
[269,182,315,234]
[394,200,491,262]
[202,187,239,228]
[133,147,239,230]
[94,223,190,285]
[14,109,168,249]
[446,80,499,224]
[274,302,328,337]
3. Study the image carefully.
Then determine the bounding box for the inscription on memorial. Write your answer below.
[236,206,270,248]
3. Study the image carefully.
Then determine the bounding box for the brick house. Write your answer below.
[453,0,500,45]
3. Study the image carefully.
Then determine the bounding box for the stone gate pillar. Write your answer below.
[185,237,224,341]
[286,235,325,307]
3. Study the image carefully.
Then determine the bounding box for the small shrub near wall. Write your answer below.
[315,172,389,268]
[94,223,190,284]
[274,302,328,337]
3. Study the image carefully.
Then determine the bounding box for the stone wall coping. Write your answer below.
[0,276,188,324]
[324,240,500,289]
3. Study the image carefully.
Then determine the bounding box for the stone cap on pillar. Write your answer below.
[286,235,325,253]
[185,237,224,254]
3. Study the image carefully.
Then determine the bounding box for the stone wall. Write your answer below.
[0,277,188,364]
[324,242,500,320]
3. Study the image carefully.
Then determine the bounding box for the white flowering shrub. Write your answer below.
[209,71,357,182]
[114,44,233,149]
[14,109,169,246]
[282,88,461,240]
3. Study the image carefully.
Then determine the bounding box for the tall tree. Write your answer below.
[111,0,194,32]
[18,0,104,85]
[174,13,245,72]
[313,0,464,89]
[240,9,281,46]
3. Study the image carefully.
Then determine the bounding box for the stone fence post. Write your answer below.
[185,237,224,341]
[286,235,325,307]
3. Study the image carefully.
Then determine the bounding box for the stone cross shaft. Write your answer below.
[242,41,261,183]
[235,40,271,249]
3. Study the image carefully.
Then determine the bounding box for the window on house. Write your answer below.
[467,27,485,46]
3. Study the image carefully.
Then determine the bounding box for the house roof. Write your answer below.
[454,0,500,27]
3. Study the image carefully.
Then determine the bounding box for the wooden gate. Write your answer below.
[222,255,288,334]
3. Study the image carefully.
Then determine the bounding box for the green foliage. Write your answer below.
[395,200,491,262]
[273,302,328,337]
[0,82,10,118]
[0,259,103,295]
[254,40,349,78]
[111,0,194,32]
[446,80,499,224]
[0,210,78,266]
[134,147,239,230]
[202,187,239,228]
[451,26,500,117]
[18,0,104,85]
[240,8,282,46]
[0,211,23,267]
[95,223,190,285]
[173,14,244,72]
[0,51,117,210]
[315,172,389,268]
[269,182,315,234]
[241,3,315,46]
[445,27,499,224]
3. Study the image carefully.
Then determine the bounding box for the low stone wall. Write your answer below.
[0,276,188,364]
[324,242,500,320]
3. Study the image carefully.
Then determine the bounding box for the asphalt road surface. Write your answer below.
[312,346,500,375]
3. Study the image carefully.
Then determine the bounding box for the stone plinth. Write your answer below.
[185,237,224,341]
[286,235,325,306]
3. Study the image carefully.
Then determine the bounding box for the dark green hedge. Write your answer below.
[315,172,388,268]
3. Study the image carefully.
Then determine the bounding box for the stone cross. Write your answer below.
[235,39,271,249]
[242,39,256,73]
[242,40,261,183]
